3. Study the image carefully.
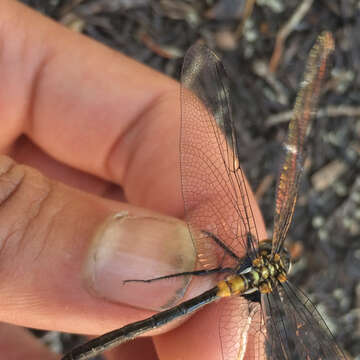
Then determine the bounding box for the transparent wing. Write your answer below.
[219,296,266,360]
[218,281,345,360]
[272,32,335,256]
[180,42,261,267]
[262,281,346,359]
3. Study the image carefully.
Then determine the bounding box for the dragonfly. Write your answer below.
[62,32,346,360]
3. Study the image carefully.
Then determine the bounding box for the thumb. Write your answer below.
[0,155,197,335]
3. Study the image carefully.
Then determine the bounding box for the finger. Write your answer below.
[13,138,112,198]
[155,302,222,360]
[0,153,264,360]
[0,3,268,359]
[0,323,57,360]
[0,0,181,215]
[106,337,158,360]
[156,298,260,360]
[0,155,200,336]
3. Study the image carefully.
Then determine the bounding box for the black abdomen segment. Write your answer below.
[61,287,219,360]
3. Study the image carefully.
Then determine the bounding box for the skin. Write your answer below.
[0,1,267,359]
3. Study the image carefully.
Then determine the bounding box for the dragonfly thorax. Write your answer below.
[251,239,289,294]
[216,239,290,298]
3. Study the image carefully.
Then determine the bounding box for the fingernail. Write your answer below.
[84,213,196,310]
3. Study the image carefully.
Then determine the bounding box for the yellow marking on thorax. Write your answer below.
[273,253,281,262]
[252,257,263,267]
[260,267,269,279]
[259,281,272,294]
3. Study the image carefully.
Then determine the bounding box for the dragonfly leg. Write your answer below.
[201,230,241,261]
[123,266,234,284]
[124,229,240,284]
[245,232,259,256]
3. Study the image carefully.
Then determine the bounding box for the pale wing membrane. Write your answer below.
[219,296,267,360]
[272,32,335,255]
[180,42,260,266]
[262,282,346,359]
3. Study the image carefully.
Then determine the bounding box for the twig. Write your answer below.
[235,0,256,39]
[59,0,85,18]
[266,105,360,127]
[255,174,275,201]
[311,160,348,191]
[252,60,289,105]
[269,0,314,73]
[139,32,184,59]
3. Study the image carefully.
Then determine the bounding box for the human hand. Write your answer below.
[0,1,266,359]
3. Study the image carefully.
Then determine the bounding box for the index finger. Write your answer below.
[1,0,181,215]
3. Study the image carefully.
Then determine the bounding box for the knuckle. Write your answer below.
[0,155,52,266]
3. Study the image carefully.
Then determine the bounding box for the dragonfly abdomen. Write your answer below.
[62,287,220,360]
